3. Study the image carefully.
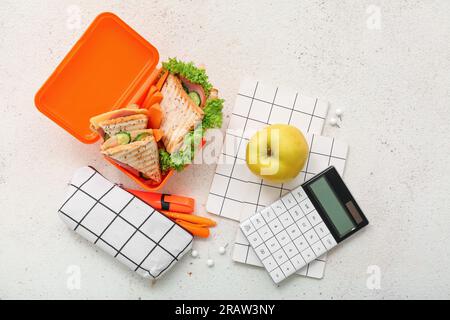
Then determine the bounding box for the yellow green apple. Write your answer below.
[246,124,308,182]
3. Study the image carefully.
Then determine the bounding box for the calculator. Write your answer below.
[239,166,369,284]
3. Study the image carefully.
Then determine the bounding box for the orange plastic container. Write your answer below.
[35,12,173,190]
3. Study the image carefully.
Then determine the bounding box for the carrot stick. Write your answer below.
[147,92,163,107]
[142,85,157,109]
[161,211,217,227]
[152,128,163,142]
[175,220,210,238]
[156,70,169,91]
[147,103,162,129]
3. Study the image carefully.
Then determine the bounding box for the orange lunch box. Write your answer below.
[35,12,180,191]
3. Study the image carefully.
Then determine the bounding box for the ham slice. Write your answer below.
[89,107,148,139]
[180,76,207,108]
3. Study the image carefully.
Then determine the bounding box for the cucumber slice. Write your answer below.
[116,132,131,145]
[134,132,150,141]
[188,91,201,106]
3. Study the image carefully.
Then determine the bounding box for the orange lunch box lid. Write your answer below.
[35,12,159,143]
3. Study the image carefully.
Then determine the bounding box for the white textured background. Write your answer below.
[1,0,449,299]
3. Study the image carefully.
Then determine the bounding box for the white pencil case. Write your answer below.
[58,166,193,279]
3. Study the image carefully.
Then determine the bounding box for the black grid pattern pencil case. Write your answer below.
[58,166,193,279]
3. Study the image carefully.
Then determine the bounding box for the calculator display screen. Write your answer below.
[309,176,355,237]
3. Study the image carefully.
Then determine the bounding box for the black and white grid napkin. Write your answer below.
[58,166,193,279]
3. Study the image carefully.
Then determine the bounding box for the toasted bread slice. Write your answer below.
[99,114,148,138]
[102,135,161,183]
[160,74,204,153]
[90,107,148,138]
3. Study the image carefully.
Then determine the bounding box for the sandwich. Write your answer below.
[159,74,204,153]
[101,129,162,183]
[90,105,161,184]
[88,58,224,185]
[89,105,148,141]
[157,58,224,172]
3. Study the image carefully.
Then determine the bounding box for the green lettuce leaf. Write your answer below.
[156,75,224,173]
[202,98,224,129]
[162,58,213,96]
[159,126,205,173]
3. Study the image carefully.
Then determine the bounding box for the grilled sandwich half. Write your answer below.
[90,106,148,140]
[101,129,162,183]
[159,74,204,153]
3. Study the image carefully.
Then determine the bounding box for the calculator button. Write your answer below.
[283,242,299,258]
[304,229,319,245]
[279,212,294,228]
[292,186,307,203]
[240,220,255,236]
[297,217,312,233]
[258,225,274,241]
[255,243,270,260]
[275,230,290,247]
[248,232,263,248]
[293,235,309,252]
[311,241,326,257]
[286,223,301,240]
[314,222,330,238]
[250,213,265,229]
[322,234,338,250]
[266,237,281,253]
[261,256,277,272]
[269,267,285,283]
[300,247,316,263]
[280,260,296,277]
[268,217,282,235]
[291,253,306,270]
[272,200,286,215]
[306,210,322,226]
[273,248,288,265]
[260,207,276,223]
[289,205,304,221]
[299,198,314,214]
[281,193,296,210]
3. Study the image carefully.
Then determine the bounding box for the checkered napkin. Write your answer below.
[58,166,193,279]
